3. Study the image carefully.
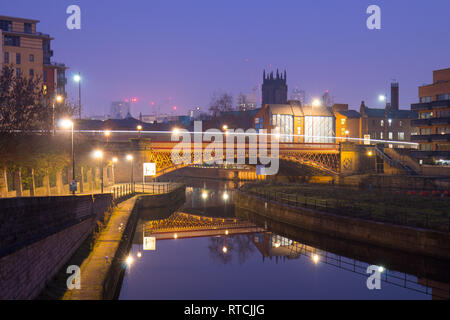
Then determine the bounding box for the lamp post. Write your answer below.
[53,95,64,135]
[104,130,111,143]
[74,74,82,119]
[112,157,118,185]
[137,125,142,139]
[93,150,104,193]
[311,99,321,144]
[60,119,76,195]
[127,154,134,190]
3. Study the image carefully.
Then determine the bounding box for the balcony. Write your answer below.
[411,100,450,111]
[411,117,450,126]
[411,134,450,142]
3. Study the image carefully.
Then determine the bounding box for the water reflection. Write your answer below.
[119,179,450,300]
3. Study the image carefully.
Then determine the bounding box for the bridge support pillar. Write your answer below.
[340,142,377,175]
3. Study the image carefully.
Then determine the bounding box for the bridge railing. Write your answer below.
[241,186,450,234]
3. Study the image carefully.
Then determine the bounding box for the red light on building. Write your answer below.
[131,97,138,103]
[173,106,178,111]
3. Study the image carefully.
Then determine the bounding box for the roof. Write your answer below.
[337,110,361,118]
[0,15,40,23]
[363,106,417,119]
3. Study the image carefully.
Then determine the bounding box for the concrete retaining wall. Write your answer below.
[236,192,450,261]
[0,194,113,299]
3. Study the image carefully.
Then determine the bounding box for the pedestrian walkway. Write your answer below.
[63,196,138,300]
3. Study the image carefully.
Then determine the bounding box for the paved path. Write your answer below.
[63,196,138,300]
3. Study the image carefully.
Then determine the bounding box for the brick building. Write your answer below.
[0,15,68,98]
[411,68,450,162]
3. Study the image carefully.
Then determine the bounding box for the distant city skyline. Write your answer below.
[1,0,450,117]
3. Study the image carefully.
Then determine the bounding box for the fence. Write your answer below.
[110,183,135,203]
[139,182,184,195]
[242,186,450,234]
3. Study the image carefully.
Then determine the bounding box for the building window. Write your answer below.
[29,69,34,77]
[4,35,20,47]
[398,132,405,141]
[380,120,384,127]
[380,132,383,140]
[420,112,433,119]
[16,68,21,77]
[399,121,403,127]
[29,54,34,62]
[24,23,32,34]
[437,93,450,101]
[341,118,346,125]
[0,20,12,32]
[420,128,432,135]
[388,132,393,140]
[388,119,392,126]
[4,52,9,64]
[16,53,21,65]
[371,132,376,139]
[420,96,432,103]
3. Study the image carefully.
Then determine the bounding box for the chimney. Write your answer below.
[391,82,399,111]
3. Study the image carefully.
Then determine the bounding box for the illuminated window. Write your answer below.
[380,120,384,127]
[398,132,405,140]
[388,132,393,140]
[341,118,346,125]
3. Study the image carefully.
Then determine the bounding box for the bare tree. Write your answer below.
[208,92,234,117]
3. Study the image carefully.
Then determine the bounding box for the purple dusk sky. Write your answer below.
[1,0,450,117]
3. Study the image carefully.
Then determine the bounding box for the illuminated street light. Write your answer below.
[222,125,228,131]
[174,233,178,239]
[201,191,208,200]
[378,266,384,273]
[93,150,103,159]
[222,246,228,254]
[104,130,111,137]
[93,150,104,193]
[126,154,134,188]
[225,230,229,235]
[137,125,143,138]
[379,94,387,102]
[223,192,229,201]
[137,251,142,259]
[172,127,180,135]
[73,73,82,119]
[52,95,65,135]
[312,254,320,264]
[125,255,133,266]
[312,99,321,107]
[112,157,118,163]
[367,151,373,157]
[59,119,76,195]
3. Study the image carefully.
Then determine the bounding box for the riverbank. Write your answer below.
[38,185,185,300]
[236,187,450,261]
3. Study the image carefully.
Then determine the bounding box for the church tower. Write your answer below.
[262,69,288,105]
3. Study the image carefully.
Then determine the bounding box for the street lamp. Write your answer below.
[104,130,111,143]
[311,99,321,143]
[60,119,76,195]
[93,149,104,193]
[127,154,134,189]
[137,125,143,138]
[112,157,118,185]
[52,95,64,135]
[74,74,82,119]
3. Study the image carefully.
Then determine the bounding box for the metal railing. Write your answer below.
[139,182,184,195]
[242,186,450,234]
[111,183,135,203]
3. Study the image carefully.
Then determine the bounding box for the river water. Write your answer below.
[118,178,449,300]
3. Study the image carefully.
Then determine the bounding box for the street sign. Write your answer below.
[364,135,371,145]
[143,163,156,176]
[143,237,156,250]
